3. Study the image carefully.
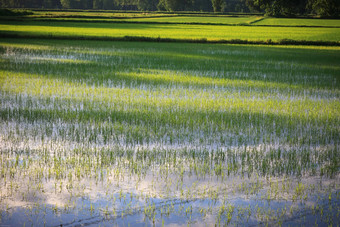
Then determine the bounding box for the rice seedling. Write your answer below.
[0,38,339,226]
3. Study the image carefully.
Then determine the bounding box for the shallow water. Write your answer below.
[1,39,339,226]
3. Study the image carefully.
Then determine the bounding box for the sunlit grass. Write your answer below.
[1,21,340,42]
[254,18,340,27]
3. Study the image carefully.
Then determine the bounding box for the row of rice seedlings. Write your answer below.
[0,40,339,225]
[1,148,338,226]
[1,75,338,146]
[1,42,339,88]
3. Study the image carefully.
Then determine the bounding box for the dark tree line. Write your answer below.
[1,0,339,17]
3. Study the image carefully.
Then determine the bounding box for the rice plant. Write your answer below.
[0,38,339,226]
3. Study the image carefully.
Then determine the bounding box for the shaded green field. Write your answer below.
[1,20,340,43]
[254,18,340,27]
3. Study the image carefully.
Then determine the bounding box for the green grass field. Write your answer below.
[0,38,339,226]
[1,20,340,43]
[254,18,340,27]
[5,10,339,27]
[41,15,262,25]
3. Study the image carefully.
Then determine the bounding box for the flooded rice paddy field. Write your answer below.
[0,39,339,226]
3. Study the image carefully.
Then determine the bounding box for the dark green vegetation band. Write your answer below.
[1,0,340,17]
[2,17,340,28]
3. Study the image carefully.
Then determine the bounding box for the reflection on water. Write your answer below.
[1,188,339,226]
[0,135,339,226]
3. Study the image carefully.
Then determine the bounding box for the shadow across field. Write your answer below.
[1,39,339,90]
